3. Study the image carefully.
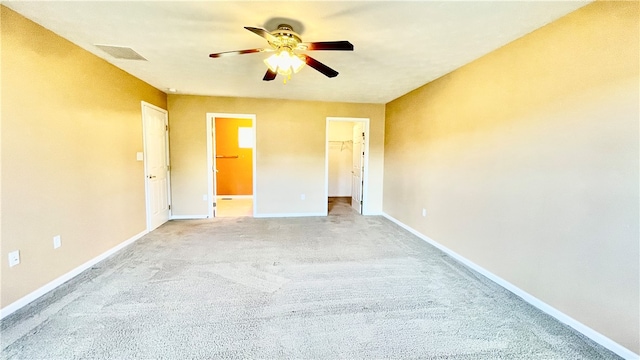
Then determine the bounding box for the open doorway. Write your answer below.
[325,117,370,215]
[206,113,256,218]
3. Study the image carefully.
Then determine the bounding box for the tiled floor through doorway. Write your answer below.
[216,196,253,217]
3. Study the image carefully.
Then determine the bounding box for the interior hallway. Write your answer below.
[0,205,619,359]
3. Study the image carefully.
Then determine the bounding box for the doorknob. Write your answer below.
[148,175,156,179]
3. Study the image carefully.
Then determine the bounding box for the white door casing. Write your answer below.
[142,102,170,231]
[206,113,257,218]
[351,122,364,214]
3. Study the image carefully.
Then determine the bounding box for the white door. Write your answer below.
[351,122,364,214]
[143,103,170,231]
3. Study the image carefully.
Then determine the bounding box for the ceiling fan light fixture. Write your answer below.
[290,54,306,73]
[263,48,306,81]
[263,53,280,73]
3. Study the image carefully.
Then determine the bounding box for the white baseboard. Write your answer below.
[381,212,638,360]
[170,215,209,220]
[0,229,148,320]
[174,212,327,219]
[254,212,327,218]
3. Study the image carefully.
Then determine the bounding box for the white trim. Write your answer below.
[381,212,639,360]
[0,230,148,320]
[206,114,213,218]
[325,117,371,216]
[206,113,257,219]
[254,212,326,218]
[170,215,209,220]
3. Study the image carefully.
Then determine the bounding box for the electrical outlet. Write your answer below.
[422,208,427,217]
[8,250,20,267]
[300,194,305,200]
[53,235,61,249]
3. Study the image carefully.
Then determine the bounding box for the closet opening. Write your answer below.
[325,117,370,215]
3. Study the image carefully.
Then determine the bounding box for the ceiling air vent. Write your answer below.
[95,45,147,61]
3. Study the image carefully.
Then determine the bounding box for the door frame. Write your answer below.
[325,117,370,215]
[141,101,171,231]
[206,113,257,218]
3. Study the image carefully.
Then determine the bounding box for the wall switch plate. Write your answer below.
[202,194,208,201]
[53,235,61,249]
[422,208,427,217]
[136,152,144,161]
[300,194,305,200]
[8,250,20,267]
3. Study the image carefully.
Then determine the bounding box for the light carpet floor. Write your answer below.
[1,200,620,359]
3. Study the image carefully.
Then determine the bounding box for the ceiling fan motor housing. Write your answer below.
[269,24,304,50]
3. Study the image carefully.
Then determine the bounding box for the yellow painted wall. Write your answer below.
[168,96,384,216]
[215,117,253,195]
[0,6,167,308]
[383,1,639,353]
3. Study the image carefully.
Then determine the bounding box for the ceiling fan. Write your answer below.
[209,24,354,83]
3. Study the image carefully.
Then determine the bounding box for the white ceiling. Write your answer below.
[5,1,590,104]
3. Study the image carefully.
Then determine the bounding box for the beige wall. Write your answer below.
[0,7,167,308]
[168,96,384,216]
[383,1,639,353]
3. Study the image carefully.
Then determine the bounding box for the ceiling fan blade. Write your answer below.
[302,55,339,78]
[300,41,354,51]
[263,69,277,81]
[244,26,278,43]
[209,48,266,58]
